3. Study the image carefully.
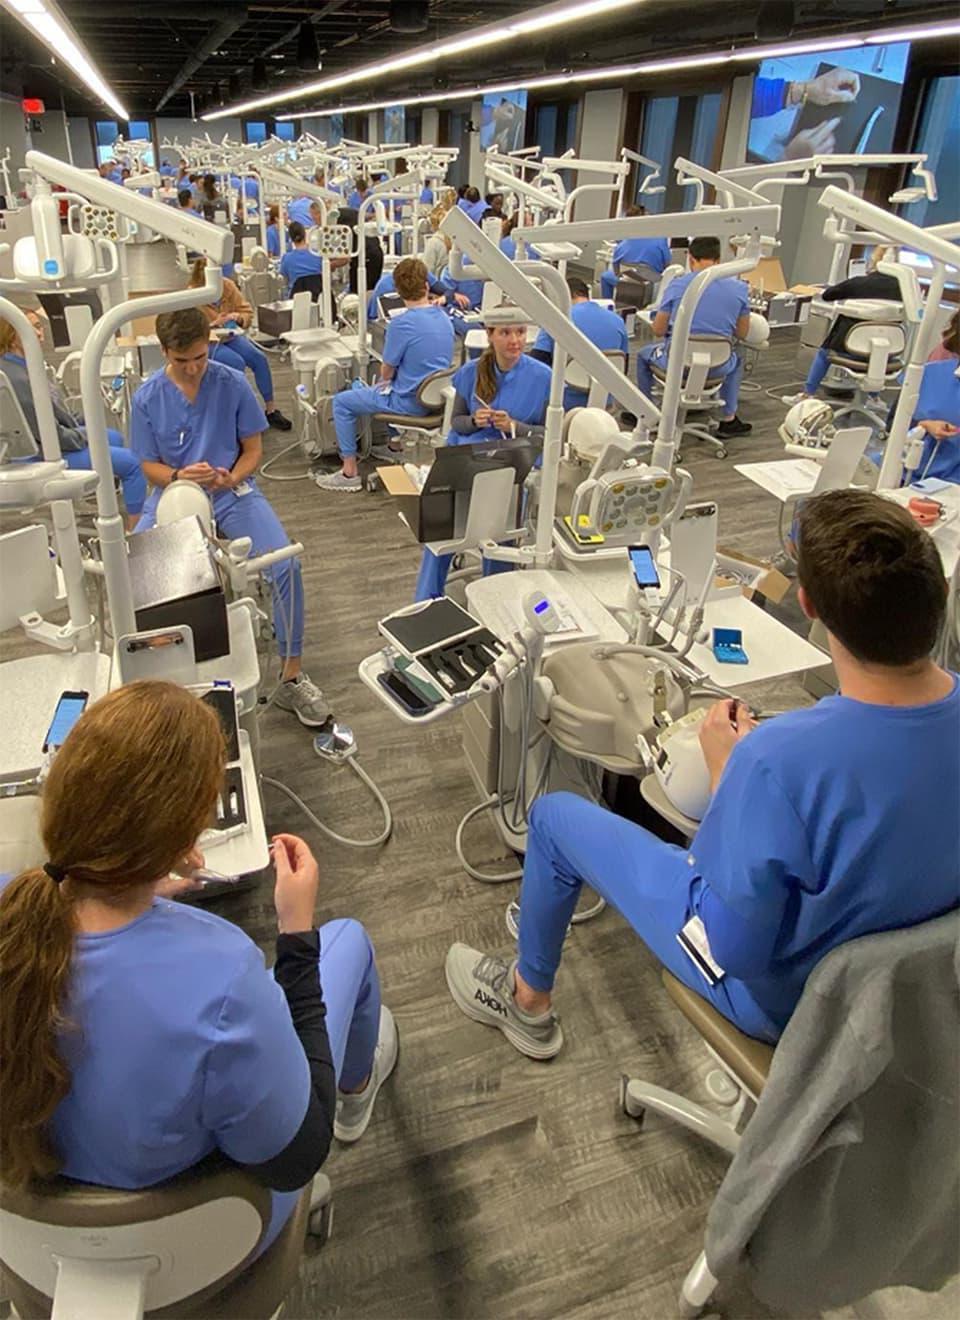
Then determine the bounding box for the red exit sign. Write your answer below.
[22,98,46,114]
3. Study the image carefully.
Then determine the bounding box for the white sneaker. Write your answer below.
[444,944,563,1060]
[781,391,809,406]
[334,1006,399,1144]
[313,470,362,493]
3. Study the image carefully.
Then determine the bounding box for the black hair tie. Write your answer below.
[43,862,66,884]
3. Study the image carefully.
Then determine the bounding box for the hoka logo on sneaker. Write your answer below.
[475,989,507,1016]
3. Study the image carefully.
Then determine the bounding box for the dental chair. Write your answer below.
[648,335,735,459]
[0,1157,333,1320]
[368,365,458,465]
[621,910,959,1317]
[564,350,628,411]
[823,317,906,429]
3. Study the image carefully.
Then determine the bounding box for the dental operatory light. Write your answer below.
[0,0,128,120]
[202,0,642,120]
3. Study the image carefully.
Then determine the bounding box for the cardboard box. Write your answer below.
[377,440,536,544]
[746,257,787,293]
[715,545,791,606]
[128,516,228,661]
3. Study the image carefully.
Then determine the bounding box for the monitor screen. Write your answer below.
[747,41,911,164]
[480,90,527,154]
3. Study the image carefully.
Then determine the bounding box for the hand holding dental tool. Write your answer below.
[272,832,320,934]
[698,698,757,792]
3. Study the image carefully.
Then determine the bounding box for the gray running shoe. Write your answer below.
[334,1005,399,1143]
[444,943,563,1060]
[272,671,331,726]
[313,470,362,493]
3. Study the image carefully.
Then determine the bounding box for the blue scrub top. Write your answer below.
[420,186,435,205]
[613,236,671,273]
[266,223,280,257]
[229,174,259,199]
[499,236,540,262]
[659,271,749,341]
[287,196,315,227]
[131,360,268,520]
[533,300,628,410]
[440,265,484,310]
[347,189,368,211]
[450,354,551,443]
[0,882,312,1257]
[279,246,323,296]
[457,197,488,224]
[383,305,454,411]
[913,359,960,483]
[688,679,960,1035]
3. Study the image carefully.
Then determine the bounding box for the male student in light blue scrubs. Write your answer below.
[314,258,455,493]
[415,318,552,599]
[287,194,316,227]
[366,266,447,320]
[445,488,959,1058]
[531,275,628,410]
[912,358,960,484]
[278,221,323,296]
[131,307,329,726]
[636,235,752,441]
[600,204,672,300]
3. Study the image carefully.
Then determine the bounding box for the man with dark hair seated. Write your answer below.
[531,275,628,410]
[445,489,958,1057]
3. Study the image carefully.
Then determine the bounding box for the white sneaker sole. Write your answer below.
[334,1007,399,1143]
[444,960,563,1061]
[313,479,362,494]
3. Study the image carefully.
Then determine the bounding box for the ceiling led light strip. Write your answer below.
[272,18,960,123]
[203,0,641,120]
[1,0,128,119]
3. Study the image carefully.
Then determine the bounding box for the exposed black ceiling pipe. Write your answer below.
[155,10,247,112]
[64,0,243,15]
[296,22,321,72]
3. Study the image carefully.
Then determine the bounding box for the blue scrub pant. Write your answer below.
[136,482,303,659]
[517,792,776,1041]
[262,917,381,1258]
[804,347,831,395]
[637,343,743,417]
[600,269,618,300]
[211,337,275,406]
[332,381,425,459]
[64,427,147,515]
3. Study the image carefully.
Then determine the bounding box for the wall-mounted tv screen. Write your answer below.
[747,41,911,164]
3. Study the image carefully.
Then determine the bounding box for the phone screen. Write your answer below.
[44,691,88,751]
[628,545,661,589]
[378,669,430,713]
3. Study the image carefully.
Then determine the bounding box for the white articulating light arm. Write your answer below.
[0,296,95,649]
[485,165,564,212]
[541,155,629,178]
[514,202,781,251]
[818,186,957,491]
[673,157,771,210]
[26,151,233,266]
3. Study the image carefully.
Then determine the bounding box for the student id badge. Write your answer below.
[677,915,726,987]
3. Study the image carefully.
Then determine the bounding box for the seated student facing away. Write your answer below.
[531,275,628,410]
[0,308,146,531]
[415,318,551,600]
[599,204,672,301]
[131,308,327,725]
[929,309,960,363]
[445,489,959,1054]
[265,204,281,258]
[784,245,903,403]
[912,356,960,484]
[186,258,291,431]
[636,235,752,442]
[315,259,454,493]
[278,221,323,298]
[0,681,397,1266]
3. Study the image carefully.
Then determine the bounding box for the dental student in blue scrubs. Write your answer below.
[599,204,672,301]
[636,235,753,441]
[131,307,327,725]
[911,358,960,484]
[265,204,281,257]
[278,221,323,297]
[0,309,146,531]
[415,316,552,599]
[0,680,397,1270]
[531,275,628,410]
[445,489,959,1058]
[186,258,292,432]
[315,258,455,493]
